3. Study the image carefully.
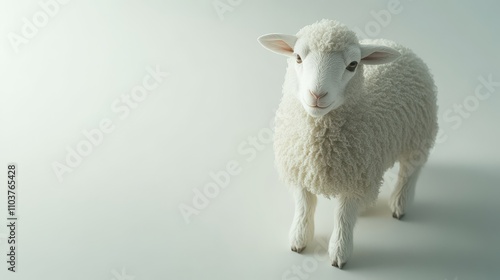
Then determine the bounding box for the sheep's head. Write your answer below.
[258,20,400,117]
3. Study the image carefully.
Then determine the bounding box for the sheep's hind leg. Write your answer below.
[329,195,360,269]
[389,160,423,219]
[289,188,317,253]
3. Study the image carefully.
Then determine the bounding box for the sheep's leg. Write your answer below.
[329,195,360,269]
[289,188,317,253]
[389,161,423,219]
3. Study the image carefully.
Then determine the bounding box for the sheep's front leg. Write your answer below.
[329,195,360,269]
[289,188,317,253]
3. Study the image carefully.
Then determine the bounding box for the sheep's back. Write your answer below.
[361,39,438,159]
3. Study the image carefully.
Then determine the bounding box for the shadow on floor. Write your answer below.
[299,163,500,278]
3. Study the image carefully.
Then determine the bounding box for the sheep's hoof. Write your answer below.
[392,212,405,220]
[332,260,345,269]
[291,246,305,253]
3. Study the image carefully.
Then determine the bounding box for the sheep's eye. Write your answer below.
[296,54,302,64]
[346,61,358,72]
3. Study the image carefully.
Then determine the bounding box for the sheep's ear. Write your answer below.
[258,34,297,57]
[359,44,400,65]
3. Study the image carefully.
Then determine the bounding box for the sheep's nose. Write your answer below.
[309,90,328,99]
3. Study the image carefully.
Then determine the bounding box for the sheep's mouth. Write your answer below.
[304,100,334,109]
[309,104,331,109]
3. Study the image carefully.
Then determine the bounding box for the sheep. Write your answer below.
[258,19,438,269]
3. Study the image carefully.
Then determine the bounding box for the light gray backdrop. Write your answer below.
[0,0,499,279]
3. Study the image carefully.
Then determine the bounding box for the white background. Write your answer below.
[0,0,499,279]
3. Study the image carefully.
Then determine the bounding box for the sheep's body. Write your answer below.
[274,39,438,204]
[258,19,438,268]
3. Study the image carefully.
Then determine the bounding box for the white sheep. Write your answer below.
[258,19,438,268]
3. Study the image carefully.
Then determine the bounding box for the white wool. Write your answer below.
[273,21,438,204]
[296,19,358,53]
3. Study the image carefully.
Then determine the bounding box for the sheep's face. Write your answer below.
[291,42,361,117]
[258,33,400,118]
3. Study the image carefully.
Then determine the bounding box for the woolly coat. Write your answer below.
[274,22,438,204]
